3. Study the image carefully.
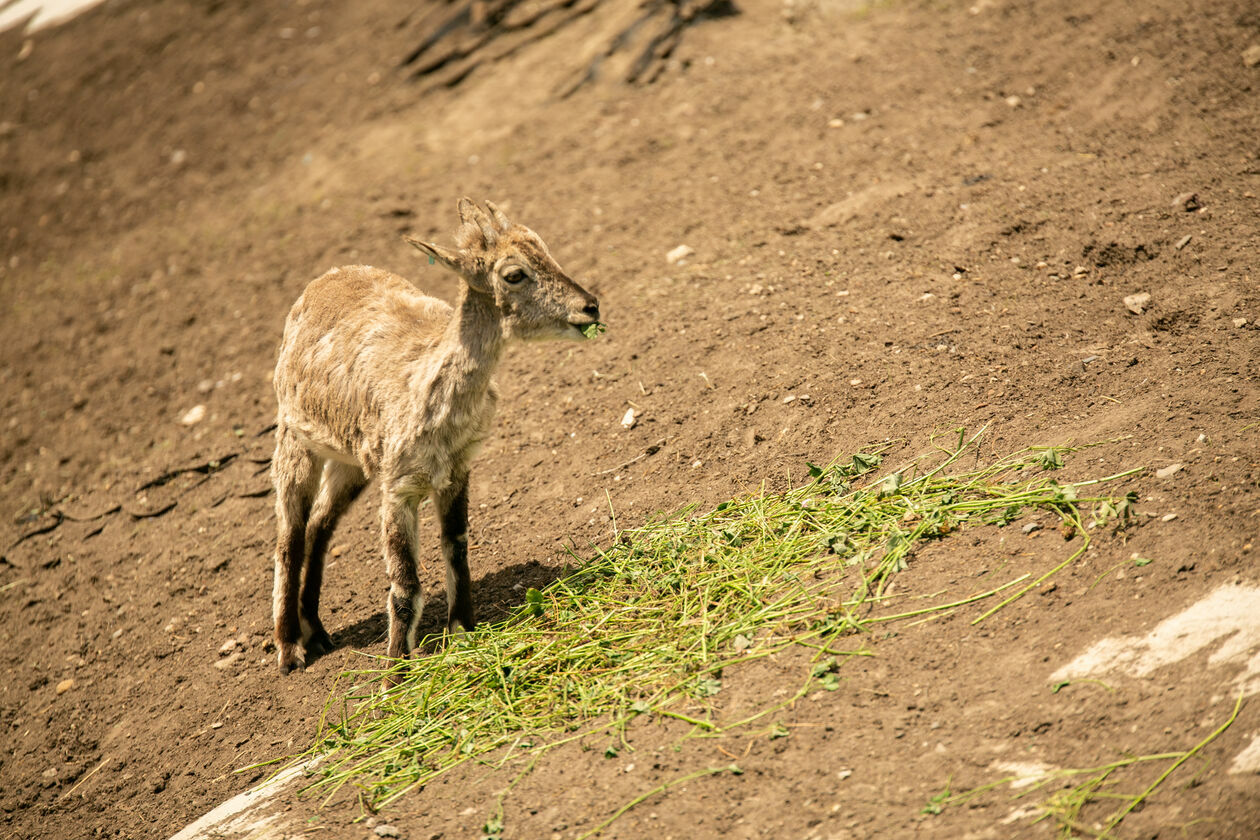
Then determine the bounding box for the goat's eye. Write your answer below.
[503,269,527,284]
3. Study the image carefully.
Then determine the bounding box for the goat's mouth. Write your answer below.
[571,320,606,339]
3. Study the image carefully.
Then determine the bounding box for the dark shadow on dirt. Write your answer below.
[321,557,574,662]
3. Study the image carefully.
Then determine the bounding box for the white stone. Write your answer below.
[1123,292,1151,315]
[180,405,207,425]
[665,244,695,264]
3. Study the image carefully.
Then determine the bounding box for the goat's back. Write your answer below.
[274,265,451,463]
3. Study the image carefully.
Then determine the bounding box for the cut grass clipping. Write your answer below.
[273,430,1138,813]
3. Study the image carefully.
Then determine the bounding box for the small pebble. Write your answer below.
[1170,191,1200,212]
[180,405,206,425]
[1233,318,1248,328]
[1123,292,1151,315]
[665,244,694,264]
[374,824,400,838]
[1243,44,1260,68]
[56,678,75,695]
[620,408,638,429]
[214,651,244,671]
[1161,513,1178,522]
[1154,463,1183,479]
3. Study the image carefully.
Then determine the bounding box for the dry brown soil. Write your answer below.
[2,0,1260,838]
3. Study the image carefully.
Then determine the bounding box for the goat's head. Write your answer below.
[406,198,600,341]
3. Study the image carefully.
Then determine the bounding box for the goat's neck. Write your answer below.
[428,287,505,399]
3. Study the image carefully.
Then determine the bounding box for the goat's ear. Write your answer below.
[404,235,492,294]
[404,235,460,271]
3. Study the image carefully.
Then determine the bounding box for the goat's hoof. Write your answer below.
[277,647,306,674]
[305,627,334,658]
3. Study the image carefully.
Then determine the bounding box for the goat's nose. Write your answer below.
[582,301,600,321]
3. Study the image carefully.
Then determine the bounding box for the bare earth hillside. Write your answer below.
[1,0,1258,838]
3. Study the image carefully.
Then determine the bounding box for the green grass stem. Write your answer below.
[574,765,740,840]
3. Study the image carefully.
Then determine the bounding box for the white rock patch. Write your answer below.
[0,0,107,33]
[1050,584,1260,696]
[1051,583,1260,776]
[1230,734,1260,775]
[990,760,1057,789]
[168,760,316,840]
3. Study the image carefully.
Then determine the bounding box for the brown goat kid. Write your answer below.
[270,198,600,674]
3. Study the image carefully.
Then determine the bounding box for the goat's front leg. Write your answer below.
[381,487,424,662]
[435,473,475,633]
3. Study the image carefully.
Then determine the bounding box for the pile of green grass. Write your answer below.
[273,430,1137,811]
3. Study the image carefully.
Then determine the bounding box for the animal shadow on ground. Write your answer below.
[321,558,572,664]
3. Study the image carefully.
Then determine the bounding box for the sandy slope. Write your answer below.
[1,0,1258,837]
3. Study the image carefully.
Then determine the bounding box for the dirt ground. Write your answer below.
[2,0,1259,837]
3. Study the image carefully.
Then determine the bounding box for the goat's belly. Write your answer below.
[295,433,360,467]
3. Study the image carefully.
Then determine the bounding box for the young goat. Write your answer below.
[270,198,600,674]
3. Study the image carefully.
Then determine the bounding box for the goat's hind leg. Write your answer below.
[301,460,367,659]
[272,427,321,674]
